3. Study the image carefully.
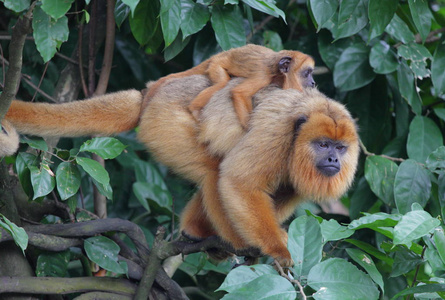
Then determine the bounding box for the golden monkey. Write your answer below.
[2,76,359,267]
[142,44,315,128]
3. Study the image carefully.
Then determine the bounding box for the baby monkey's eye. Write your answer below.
[319,142,328,148]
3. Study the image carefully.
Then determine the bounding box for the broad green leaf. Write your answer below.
[217,265,276,293]
[242,0,286,22]
[309,0,338,29]
[180,0,210,39]
[288,216,322,277]
[368,0,397,40]
[385,15,415,44]
[407,116,443,162]
[114,0,131,28]
[0,215,28,253]
[211,5,246,51]
[308,258,379,300]
[36,251,70,277]
[345,239,393,264]
[320,219,354,243]
[160,0,182,47]
[390,247,422,277]
[346,248,384,294]
[397,60,422,115]
[2,0,30,12]
[41,0,74,20]
[369,41,398,74]
[364,156,398,205]
[220,275,296,300]
[32,6,69,62]
[92,177,113,200]
[129,0,159,46]
[56,162,81,200]
[163,31,191,61]
[121,0,140,16]
[134,160,168,191]
[263,31,283,51]
[15,152,38,198]
[398,43,432,80]
[426,146,445,173]
[434,228,445,266]
[408,0,433,43]
[349,176,377,220]
[20,137,48,152]
[349,212,402,230]
[393,209,440,245]
[317,31,353,70]
[84,236,127,275]
[333,43,375,91]
[432,41,445,95]
[435,108,445,122]
[334,0,368,40]
[132,182,172,214]
[76,157,110,186]
[390,284,445,300]
[29,164,56,200]
[394,160,431,214]
[80,137,126,159]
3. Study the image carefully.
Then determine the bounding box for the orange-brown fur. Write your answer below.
[142,44,315,128]
[1,75,359,266]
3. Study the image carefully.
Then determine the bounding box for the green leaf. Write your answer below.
[114,0,131,27]
[393,209,440,246]
[349,212,402,230]
[20,136,48,152]
[346,248,384,294]
[345,239,393,264]
[385,15,415,44]
[432,41,445,95]
[129,0,160,46]
[320,219,354,243]
[211,5,246,51]
[217,264,276,293]
[134,160,169,191]
[408,0,433,43]
[394,160,431,214]
[369,41,398,74]
[160,0,182,47]
[368,0,398,40]
[263,31,283,51]
[76,157,110,186]
[391,284,445,300]
[41,0,74,20]
[84,236,127,275]
[15,152,38,198]
[32,5,69,62]
[390,247,422,277]
[132,182,172,214]
[397,60,422,115]
[36,251,70,277]
[163,30,191,61]
[121,0,140,16]
[434,228,445,266]
[407,116,443,163]
[426,146,445,174]
[317,31,353,70]
[364,156,398,205]
[242,0,286,22]
[92,177,113,200]
[80,137,126,159]
[2,0,30,12]
[308,258,379,300]
[0,215,28,253]
[56,162,81,200]
[287,216,322,277]
[180,0,210,39]
[309,0,338,29]
[29,164,56,200]
[334,0,368,40]
[398,43,432,80]
[220,275,296,300]
[333,43,375,91]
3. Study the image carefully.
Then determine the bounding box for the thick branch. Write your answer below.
[0,277,136,296]
[0,3,34,121]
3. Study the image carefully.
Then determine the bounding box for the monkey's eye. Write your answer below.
[319,142,328,148]
[302,69,312,78]
[336,145,345,151]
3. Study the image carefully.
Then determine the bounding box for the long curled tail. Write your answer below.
[5,90,143,137]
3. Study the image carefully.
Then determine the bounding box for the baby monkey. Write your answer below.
[144,44,315,128]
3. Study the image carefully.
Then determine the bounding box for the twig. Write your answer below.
[274,260,306,300]
[359,139,405,162]
[31,62,49,102]
[406,245,427,300]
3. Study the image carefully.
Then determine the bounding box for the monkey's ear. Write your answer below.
[278,56,292,73]
[294,116,308,134]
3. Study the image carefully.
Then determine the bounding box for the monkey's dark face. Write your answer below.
[300,67,315,88]
[312,139,348,177]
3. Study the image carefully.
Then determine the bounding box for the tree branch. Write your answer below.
[359,139,405,162]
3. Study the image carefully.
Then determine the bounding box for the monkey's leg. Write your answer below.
[218,177,293,267]
[188,64,231,121]
[180,190,218,238]
[231,76,271,128]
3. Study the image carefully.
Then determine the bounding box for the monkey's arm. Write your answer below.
[5,90,142,137]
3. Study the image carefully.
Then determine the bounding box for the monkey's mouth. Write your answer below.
[317,165,340,177]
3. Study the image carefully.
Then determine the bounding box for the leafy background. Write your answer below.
[1,0,445,299]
